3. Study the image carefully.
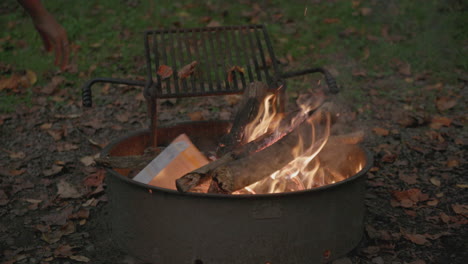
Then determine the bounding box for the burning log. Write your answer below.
[217,81,271,156]
[208,112,330,193]
[176,89,328,193]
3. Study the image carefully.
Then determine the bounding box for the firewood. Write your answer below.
[176,94,327,193]
[175,153,235,192]
[217,81,271,156]
[208,111,329,193]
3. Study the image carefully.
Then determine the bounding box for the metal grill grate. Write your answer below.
[144,25,280,98]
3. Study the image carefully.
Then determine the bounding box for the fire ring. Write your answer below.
[101,121,373,264]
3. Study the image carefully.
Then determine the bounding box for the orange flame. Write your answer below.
[232,89,362,195]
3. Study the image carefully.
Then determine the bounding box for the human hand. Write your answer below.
[32,11,69,70]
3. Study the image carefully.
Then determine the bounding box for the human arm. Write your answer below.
[18,0,69,70]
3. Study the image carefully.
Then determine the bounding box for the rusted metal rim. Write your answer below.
[101,127,373,199]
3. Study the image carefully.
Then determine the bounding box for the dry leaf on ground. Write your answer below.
[188,111,205,121]
[69,255,90,262]
[372,127,389,136]
[83,170,105,187]
[436,97,457,111]
[43,164,64,177]
[323,18,340,24]
[178,61,198,79]
[429,177,441,187]
[451,204,468,217]
[392,188,429,207]
[54,244,74,257]
[57,142,79,152]
[227,66,245,83]
[157,65,173,80]
[57,180,82,199]
[80,156,95,166]
[404,233,430,245]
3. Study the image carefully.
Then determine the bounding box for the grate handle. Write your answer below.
[82,78,146,107]
[281,67,338,94]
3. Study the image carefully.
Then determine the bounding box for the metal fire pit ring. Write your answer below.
[101,121,373,264]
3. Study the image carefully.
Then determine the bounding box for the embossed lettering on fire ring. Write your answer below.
[251,201,282,219]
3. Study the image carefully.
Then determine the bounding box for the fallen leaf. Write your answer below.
[47,129,64,141]
[69,208,90,220]
[115,112,129,123]
[408,260,426,264]
[89,184,105,196]
[456,184,468,188]
[157,65,173,80]
[429,177,441,187]
[23,198,42,204]
[398,62,411,76]
[101,83,111,94]
[178,61,198,79]
[188,111,204,121]
[0,73,28,92]
[57,180,82,199]
[82,198,99,207]
[206,20,221,27]
[361,246,380,255]
[9,168,26,177]
[60,221,76,235]
[427,199,439,206]
[40,123,53,130]
[360,7,372,16]
[83,170,105,187]
[371,256,384,264]
[446,159,459,167]
[43,165,64,177]
[42,76,65,95]
[227,66,245,83]
[430,116,452,129]
[436,97,457,111]
[41,230,63,244]
[323,18,340,24]
[56,142,79,152]
[440,212,451,224]
[69,255,90,262]
[404,233,430,245]
[9,151,25,159]
[392,188,428,207]
[54,244,74,257]
[35,224,51,233]
[54,113,81,119]
[41,206,74,225]
[425,232,450,240]
[80,156,95,166]
[224,94,242,106]
[372,127,389,136]
[352,69,367,77]
[25,70,37,85]
[399,173,418,185]
[451,204,468,217]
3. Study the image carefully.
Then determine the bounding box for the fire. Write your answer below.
[233,90,360,195]
[243,93,282,143]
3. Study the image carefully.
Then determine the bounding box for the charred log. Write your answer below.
[217,81,271,156]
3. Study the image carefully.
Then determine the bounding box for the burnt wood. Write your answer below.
[217,81,271,156]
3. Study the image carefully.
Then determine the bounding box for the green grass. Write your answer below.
[0,0,466,113]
